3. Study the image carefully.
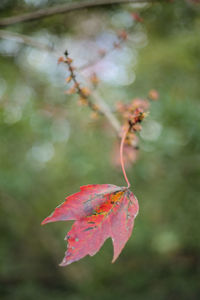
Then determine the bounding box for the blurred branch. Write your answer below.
[63,52,121,135]
[0,0,153,27]
[0,29,54,52]
[0,29,121,135]
[80,31,127,72]
[92,90,121,133]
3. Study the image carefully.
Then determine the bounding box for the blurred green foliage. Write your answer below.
[0,1,200,299]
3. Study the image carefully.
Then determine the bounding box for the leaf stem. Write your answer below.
[120,126,130,188]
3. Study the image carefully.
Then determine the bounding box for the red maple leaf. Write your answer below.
[42,184,138,266]
[42,127,139,266]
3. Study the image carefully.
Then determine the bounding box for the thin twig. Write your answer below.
[0,0,153,27]
[120,126,130,188]
[64,52,100,113]
[63,52,121,134]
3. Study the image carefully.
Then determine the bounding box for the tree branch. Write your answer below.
[0,29,54,52]
[0,0,153,27]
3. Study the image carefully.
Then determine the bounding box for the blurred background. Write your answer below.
[0,1,200,299]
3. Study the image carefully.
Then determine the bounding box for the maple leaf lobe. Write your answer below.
[42,184,139,266]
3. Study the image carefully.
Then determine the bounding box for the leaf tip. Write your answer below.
[59,257,73,267]
[111,257,117,264]
[41,217,50,225]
